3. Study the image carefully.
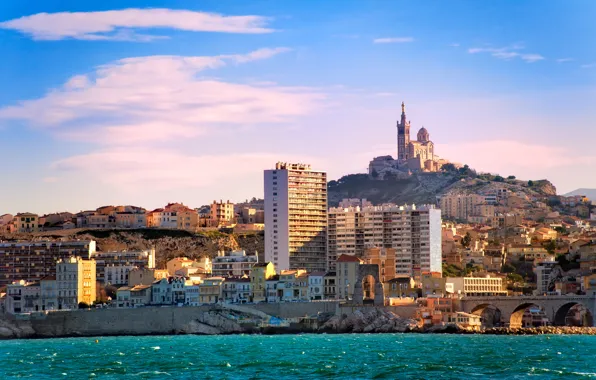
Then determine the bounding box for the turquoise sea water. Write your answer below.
[1,334,595,379]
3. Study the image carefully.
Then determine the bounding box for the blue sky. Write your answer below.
[1,1,595,214]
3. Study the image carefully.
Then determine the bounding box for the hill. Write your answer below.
[0,229,264,268]
[328,172,557,207]
[565,188,596,200]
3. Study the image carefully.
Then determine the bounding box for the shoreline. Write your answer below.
[3,325,596,341]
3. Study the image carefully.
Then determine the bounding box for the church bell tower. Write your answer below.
[397,102,410,160]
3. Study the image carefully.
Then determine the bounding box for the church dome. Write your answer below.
[417,127,429,143]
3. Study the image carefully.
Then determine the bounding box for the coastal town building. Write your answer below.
[212,250,258,277]
[324,272,337,299]
[128,268,169,287]
[199,277,225,304]
[56,257,97,309]
[211,200,235,226]
[439,194,487,221]
[10,212,39,233]
[92,248,156,283]
[445,276,507,297]
[166,257,211,277]
[308,271,325,300]
[250,262,276,303]
[336,255,362,300]
[222,278,251,304]
[4,280,40,313]
[534,261,559,295]
[40,276,58,311]
[0,240,96,287]
[264,162,328,272]
[327,204,442,280]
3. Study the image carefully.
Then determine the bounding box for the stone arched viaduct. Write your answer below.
[460,296,596,328]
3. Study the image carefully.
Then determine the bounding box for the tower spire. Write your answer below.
[401,101,405,115]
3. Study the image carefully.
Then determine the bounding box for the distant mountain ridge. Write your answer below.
[565,188,596,200]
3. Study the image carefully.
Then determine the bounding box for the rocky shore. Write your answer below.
[482,326,596,335]
[318,308,418,333]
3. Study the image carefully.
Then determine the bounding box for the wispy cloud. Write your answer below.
[0,8,273,41]
[0,47,322,144]
[556,58,574,63]
[581,63,596,69]
[468,44,545,63]
[448,43,460,47]
[373,37,414,44]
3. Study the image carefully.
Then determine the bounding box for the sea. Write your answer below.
[1,334,594,379]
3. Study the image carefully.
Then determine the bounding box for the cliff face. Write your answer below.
[0,229,264,268]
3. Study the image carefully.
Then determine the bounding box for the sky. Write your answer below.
[1,0,596,214]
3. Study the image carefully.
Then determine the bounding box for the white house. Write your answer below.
[308,272,325,300]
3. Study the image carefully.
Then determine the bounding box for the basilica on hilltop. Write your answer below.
[369,102,450,179]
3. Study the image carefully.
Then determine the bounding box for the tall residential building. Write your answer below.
[56,256,97,309]
[0,240,96,287]
[264,162,328,272]
[327,204,442,279]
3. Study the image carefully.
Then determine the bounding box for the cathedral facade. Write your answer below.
[397,102,438,171]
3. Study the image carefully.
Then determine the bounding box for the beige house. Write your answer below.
[128,268,169,287]
[336,254,362,300]
[250,262,276,303]
[11,213,39,233]
[199,277,225,304]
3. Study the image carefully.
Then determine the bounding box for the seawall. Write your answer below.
[0,302,341,339]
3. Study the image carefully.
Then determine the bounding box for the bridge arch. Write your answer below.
[471,303,504,327]
[554,302,594,326]
[510,303,549,328]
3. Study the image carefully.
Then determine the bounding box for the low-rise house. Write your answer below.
[40,276,58,311]
[443,312,482,330]
[324,272,337,300]
[10,212,39,233]
[336,255,362,300]
[385,277,417,298]
[151,278,173,305]
[419,272,446,296]
[277,270,308,301]
[117,285,152,308]
[128,268,169,287]
[266,276,280,303]
[184,283,201,306]
[250,262,276,303]
[223,278,251,304]
[308,272,325,300]
[199,277,224,304]
[5,280,40,313]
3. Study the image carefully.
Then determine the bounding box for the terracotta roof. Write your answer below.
[337,254,362,263]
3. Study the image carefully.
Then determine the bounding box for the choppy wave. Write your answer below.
[2,334,596,379]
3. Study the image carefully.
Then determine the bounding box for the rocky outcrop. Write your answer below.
[484,326,596,335]
[0,318,35,339]
[319,308,417,333]
[178,311,244,335]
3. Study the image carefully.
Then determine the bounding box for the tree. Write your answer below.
[371,169,379,178]
[78,302,90,309]
[441,163,457,173]
[494,175,504,182]
[544,239,557,255]
[507,273,524,284]
[507,175,516,180]
[501,263,516,273]
[461,232,472,248]
[527,180,534,187]
[554,226,567,234]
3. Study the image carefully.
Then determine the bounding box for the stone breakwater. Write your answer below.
[482,326,596,335]
[319,308,418,333]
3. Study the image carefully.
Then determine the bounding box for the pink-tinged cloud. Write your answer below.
[0,8,273,41]
[0,48,323,144]
[51,149,327,192]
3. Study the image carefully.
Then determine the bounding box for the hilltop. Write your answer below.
[328,170,557,207]
[565,189,596,200]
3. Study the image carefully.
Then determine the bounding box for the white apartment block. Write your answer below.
[264,162,328,272]
[327,204,442,279]
[92,248,156,283]
[446,276,507,296]
[212,250,258,277]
